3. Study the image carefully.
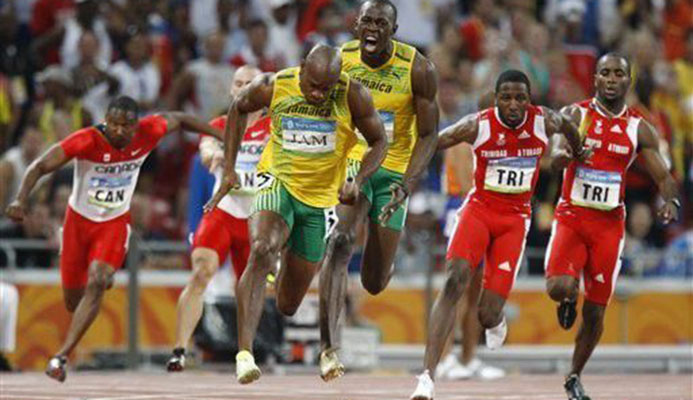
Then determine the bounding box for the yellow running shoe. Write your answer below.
[235,350,261,384]
[319,348,345,382]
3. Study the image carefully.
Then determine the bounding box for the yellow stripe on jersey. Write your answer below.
[264,67,356,208]
[340,39,417,174]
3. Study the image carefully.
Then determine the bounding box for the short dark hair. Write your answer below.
[248,18,268,31]
[107,96,139,117]
[598,52,632,75]
[363,0,398,23]
[495,69,531,94]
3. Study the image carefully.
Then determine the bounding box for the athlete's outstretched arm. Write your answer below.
[402,54,439,192]
[638,120,680,224]
[5,144,73,222]
[344,79,387,204]
[205,73,274,212]
[544,106,590,162]
[160,112,223,140]
[436,112,479,150]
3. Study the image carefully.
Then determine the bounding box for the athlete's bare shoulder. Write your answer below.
[411,51,437,99]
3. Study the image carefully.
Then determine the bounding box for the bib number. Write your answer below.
[356,111,394,143]
[570,167,621,210]
[87,176,132,209]
[256,172,276,191]
[324,207,339,240]
[282,117,336,154]
[484,157,536,194]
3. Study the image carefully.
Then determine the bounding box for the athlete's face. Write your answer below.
[355,2,397,55]
[104,109,138,149]
[299,63,340,105]
[495,82,530,127]
[594,56,630,102]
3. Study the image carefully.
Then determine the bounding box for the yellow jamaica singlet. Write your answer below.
[341,39,417,174]
[263,67,356,208]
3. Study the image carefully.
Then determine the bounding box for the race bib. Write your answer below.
[484,157,536,194]
[282,117,336,154]
[356,110,395,143]
[324,206,339,240]
[570,167,621,210]
[255,172,276,191]
[87,175,133,209]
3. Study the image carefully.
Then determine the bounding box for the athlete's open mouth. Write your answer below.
[363,35,378,52]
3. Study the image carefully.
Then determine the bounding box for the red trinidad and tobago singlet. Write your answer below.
[60,115,168,222]
[557,98,641,219]
[467,106,548,216]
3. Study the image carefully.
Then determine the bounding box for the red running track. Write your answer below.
[1,372,691,400]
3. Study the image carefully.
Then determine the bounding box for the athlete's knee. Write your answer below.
[361,267,391,295]
[477,306,502,329]
[582,301,606,327]
[276,295,300,316]
[249,239,277,272]
[546,276,578,302]
[86,263,112,291]
[65,298,80,312]
[329,230,355,262]
[190,254,218,290]
[477,293,505,329]
[442,259,471,300]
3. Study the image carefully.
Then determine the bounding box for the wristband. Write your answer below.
[670,198,681,209]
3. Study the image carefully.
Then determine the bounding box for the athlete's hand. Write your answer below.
[379,182,408,226]
[575,144,594,164]
[5,200,27,223]
[551,145,573,171]
[339,177,359,205]
[657,200,679,225]
[203,170,240,213]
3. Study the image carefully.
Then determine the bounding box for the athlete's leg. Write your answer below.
[319,197,370,351]
[477,216,530,349]
[55,261,115,358]
[360,222,401,295]
[238,211,289,352]
[62,288,85,312]
[423,258,473,375]
[571,300,605,376]
[275,251,320,316]
[174,248,220,349]
[459,267,482,365]
[545,219,589,330]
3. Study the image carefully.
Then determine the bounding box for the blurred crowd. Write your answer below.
[0,0,690,276]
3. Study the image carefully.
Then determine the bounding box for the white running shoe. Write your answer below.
[444,358,475,381]
[235,350,261,384]
[434,354,456,380]
[319,348,345,382]
[485,316,507,350]
[410,370,435,400]
[465,358,505,380]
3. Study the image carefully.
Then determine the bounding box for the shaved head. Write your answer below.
[231,65,261,97]
[299,44,342,105]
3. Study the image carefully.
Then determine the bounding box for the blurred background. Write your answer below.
[0,0,690,374]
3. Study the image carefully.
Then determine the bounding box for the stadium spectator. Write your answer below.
[0,196,55,268]
[32,0,112,70]
[217,0,249,63]
[71,31,119,121]
[32,65,92,144]
[230,19,285,72]
[267,0,300,66]
[109,32,161,111]
[0,123,43,211]
[167,32,234,120]
[301,4,352,57]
